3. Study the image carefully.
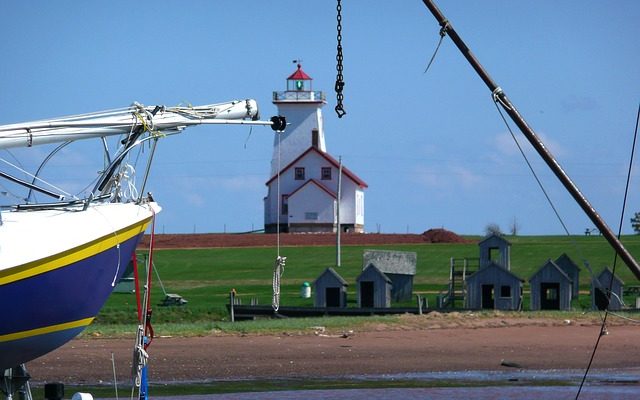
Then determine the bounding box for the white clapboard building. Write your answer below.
[264,64,367,233]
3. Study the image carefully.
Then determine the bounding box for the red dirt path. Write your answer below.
[138,228,470,249]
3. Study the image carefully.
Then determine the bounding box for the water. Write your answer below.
[141,386,639,400]
[95,369,639,399]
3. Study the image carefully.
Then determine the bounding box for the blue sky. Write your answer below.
[1,1,638,235]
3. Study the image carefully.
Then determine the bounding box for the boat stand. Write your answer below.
[1,365,32,400]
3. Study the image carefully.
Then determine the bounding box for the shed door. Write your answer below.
[540,282,560,310]
[326,287,341,307]
[481,284,494,309]
[361,281,374,308]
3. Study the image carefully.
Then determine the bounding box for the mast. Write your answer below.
[421,0,640,280]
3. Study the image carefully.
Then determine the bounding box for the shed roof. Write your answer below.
[467,261,524,283]
[597,267,625,286]
[478,233,511,247]
[554,253,581,272]
[357,263,392,283]
[529,259,572,283]
[314,267,348,286]
[362,249,417,275]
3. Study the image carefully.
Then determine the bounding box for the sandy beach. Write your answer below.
[27,314,640,385]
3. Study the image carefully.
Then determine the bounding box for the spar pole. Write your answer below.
[421,0,640,280]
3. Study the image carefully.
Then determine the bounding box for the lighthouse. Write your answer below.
[269,63,326,175]
[264,63,368,234]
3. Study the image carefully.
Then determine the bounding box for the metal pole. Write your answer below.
[422,0,640,280]
[336,156,343,267]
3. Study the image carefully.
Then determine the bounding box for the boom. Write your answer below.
[0,99,278,150]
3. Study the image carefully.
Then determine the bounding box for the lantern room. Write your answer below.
[273,63,325,103]
[287,63,312,91]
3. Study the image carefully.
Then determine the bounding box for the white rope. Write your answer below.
[272,131,285,312]
[272,256,286,312]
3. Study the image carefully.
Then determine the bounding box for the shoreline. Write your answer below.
[28,316,640,386]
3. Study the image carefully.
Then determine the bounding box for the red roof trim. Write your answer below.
[287,64,312,80]
[265,146,368,188]
[288,179,336,199]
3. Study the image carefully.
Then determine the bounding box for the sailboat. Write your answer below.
[0,99,284,372]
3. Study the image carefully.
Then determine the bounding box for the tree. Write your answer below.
[632,212,640,234]
[509,216,521,236]
[485,223,503,236]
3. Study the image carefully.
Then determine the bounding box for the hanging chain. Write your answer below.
[334,0,346,118]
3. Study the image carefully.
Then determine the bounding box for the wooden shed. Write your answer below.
[554,253,581,298]
[362,250,417,301]
[592,267,624,311]
[478,233,511,270]
[356,264,392,308]
[529,259,573,311]
[313,267,348,308]
[465,261,523,310]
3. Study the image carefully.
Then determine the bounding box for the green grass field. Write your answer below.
[93,235,640,333]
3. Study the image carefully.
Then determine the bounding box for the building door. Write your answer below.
[360,281,375,308]
[540,282,560,310]
[481,284,494,309]
[325,287,341,307]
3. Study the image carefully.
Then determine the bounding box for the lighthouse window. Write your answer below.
[295,80,304,90]
[321,167,332,180]
[295,167,305,180]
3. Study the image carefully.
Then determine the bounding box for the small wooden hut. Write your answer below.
[554,253,581,299]
[529,259,573,311]
[362,249,417,301]
[592,267,624,311]
[465,261,523,310]
[478,233,511,270]
[356,264,392,308]
[313,267,348,308]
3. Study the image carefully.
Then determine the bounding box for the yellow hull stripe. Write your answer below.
[0,317,95,343]
[0,217,152,285]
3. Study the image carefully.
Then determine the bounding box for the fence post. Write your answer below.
[229,291,235,322]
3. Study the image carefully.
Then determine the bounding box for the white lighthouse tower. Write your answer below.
[264,63,367,234]
[269,63,326,175]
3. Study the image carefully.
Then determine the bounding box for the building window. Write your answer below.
[295,167,305,180]
[321,167,331,180]
[500,285,511,298]
[305,212,318,220]
[281,195,288,215]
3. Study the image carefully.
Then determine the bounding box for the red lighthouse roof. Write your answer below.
[287,64,312,80]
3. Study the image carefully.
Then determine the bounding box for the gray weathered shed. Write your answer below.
[362,249,417,301]
[529,259,573,311]
[554,253,581,298]
[478,234,511,270]
[465,261,523,310]
[313,267,348,308]
[356,264,392,308]
[592,267,624,311]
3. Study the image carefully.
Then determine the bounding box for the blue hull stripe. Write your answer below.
[0,232,144,369]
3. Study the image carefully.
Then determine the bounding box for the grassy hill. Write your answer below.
[94,234,640,331]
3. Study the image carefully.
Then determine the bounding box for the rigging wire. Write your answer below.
[576,102,640,399]
[490,97,600,301]
[423,19,449,74]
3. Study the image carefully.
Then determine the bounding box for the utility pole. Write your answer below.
[336,156,343,267]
